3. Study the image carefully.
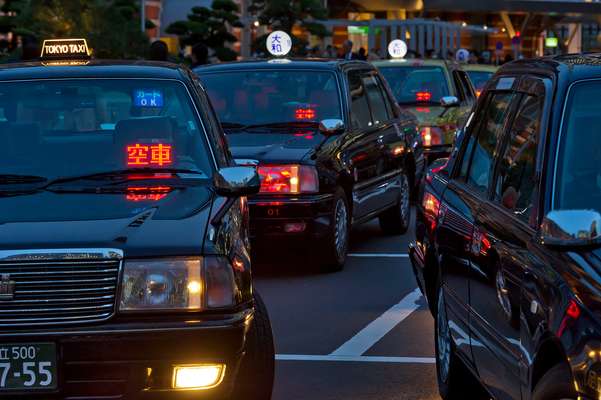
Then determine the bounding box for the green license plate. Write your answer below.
[0,343,57,390]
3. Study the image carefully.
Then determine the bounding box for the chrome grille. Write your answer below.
[0,249,122,327]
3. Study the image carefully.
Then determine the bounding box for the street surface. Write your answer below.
[255,210,440,400]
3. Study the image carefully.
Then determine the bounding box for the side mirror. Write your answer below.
[213,166,260,197]
[319,119,345,136]
[441,96,460,107]
[540,210,601,247]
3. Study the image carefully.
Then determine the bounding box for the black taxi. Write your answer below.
[0,39,274,399]
[195,57,424,271]
[410,53,601,400]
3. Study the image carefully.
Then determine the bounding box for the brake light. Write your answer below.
[420,127,442,147]
[416,91,432,102]
[476,90,482,98]
[295,108,316,120]
[422,192,441,232]
[126,186,171,201]
[258,165,319,194]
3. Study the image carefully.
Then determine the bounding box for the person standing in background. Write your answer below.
[341,40,357,60]
[190,43,209,68]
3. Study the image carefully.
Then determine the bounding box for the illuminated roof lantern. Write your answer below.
[40,38,91,62]
[455,48,470,63]
[266,31,292,57]
[388,39,407,59]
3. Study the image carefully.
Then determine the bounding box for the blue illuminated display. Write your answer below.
[133,89,164,107]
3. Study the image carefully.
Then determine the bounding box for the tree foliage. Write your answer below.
[249,0,329,55]
[166,0,242,62]
[250,0,328,33]
[4,0,151,59]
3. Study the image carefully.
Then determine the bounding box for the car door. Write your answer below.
[470,77,547,400]
[438,87,517,364]
[360,71,406,211]
[342,68,388,221]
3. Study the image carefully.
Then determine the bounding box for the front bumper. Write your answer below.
[0,311,251,399]
[249,193,335,243]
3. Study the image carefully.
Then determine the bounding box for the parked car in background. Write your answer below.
[196,59,424,271]
[374,58,476,164]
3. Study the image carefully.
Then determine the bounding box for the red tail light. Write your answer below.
[557,299,581,337]
[258,165,319,194]
[422,192,441,232]
[416,91,432,102]
[420,127,443,147]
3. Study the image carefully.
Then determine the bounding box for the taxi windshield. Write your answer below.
[198,70,342,130]
[0,79,212,181]
[466,70,494,92]
[378,65,450,105]
[555,81,601,213]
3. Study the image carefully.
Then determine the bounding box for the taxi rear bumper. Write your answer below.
[0,311,251,400]
[249,193,335,241]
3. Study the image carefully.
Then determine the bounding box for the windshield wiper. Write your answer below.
[0,174,48,185]
[222,121,319,132]
[45,168,205,188]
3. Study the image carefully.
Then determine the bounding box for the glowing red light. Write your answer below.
[258,165,299,194]
[126,186,171,201]
[127,143,173,167]
[416,91,432,102]
[515,31,521,38]
[295,108,316,120]
[566,299,581,319]
[415,107,431,113]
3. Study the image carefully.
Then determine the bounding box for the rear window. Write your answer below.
[198,70,342,127]
[555,81,601,213]
[378,66,450,105]
[466,70,494,94]
[0,79,213,179]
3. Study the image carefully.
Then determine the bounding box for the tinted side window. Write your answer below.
[363,74,389,124]
[465,92,515,192]
[494,94,542,223]
[348,70,372,130]
[376,75,396,119]
[457,71,475,103]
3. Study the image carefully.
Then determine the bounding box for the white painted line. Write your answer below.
[348,253,409,258]
[330,288,423,357]
[276,354,435,364]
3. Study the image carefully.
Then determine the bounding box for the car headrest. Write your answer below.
[114,117,173,146]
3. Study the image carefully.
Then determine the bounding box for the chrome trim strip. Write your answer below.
[0,248,123,262]
[235,158,259,166]
[353,168,402,191]
[0,310,252,337]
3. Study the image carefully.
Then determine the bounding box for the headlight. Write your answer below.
[119,257,237,311]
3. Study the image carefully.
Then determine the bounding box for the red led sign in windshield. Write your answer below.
[127,143,173,167]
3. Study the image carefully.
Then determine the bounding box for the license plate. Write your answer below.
[0,343,57,390]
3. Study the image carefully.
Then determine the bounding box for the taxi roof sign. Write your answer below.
[388,39,407,59]
[266,31,292,57]
[41,39,90,60]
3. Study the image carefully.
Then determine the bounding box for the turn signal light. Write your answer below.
[258,165,319,194]
[172,364,225,390]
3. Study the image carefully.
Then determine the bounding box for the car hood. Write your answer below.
[226,130,324,164]
[0,185,213,258]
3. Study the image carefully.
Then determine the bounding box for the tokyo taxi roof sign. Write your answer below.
[388,40,407,59]
[41,39,90,60]
[267,31,292,57]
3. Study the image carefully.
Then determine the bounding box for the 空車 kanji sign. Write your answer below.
[127,143,173,167]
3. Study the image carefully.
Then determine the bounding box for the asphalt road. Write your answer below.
[254,210,440,400]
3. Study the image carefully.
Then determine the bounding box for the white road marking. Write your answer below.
[348,253,409,258]
[276,354,435,364]
[330,288,423,356]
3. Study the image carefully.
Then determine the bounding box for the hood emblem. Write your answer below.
[0,274,15,300]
